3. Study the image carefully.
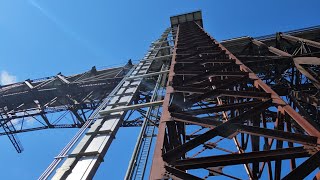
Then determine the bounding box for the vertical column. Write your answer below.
[150,21,319,179]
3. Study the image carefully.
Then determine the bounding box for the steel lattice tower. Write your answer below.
[1,11,320,179]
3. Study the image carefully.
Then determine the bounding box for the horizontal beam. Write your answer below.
[172,112,318,145]
[174,71,247,76]
[251,39,292,57]
[164,165,204,180]
[175,59,234,64]
[99,100,164,116]
[152,46,172,51]
[152,39,174,45]
[174,147,310,170]
[280,33,320,49]
[141,54,173,62]
[171,112,223,127]
[163,100,272,160]
[236,124,318,145]
[185,100,263,115]
[126,70,169,80]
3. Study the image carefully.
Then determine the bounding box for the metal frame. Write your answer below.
[42,28,173,180]
[0,10,319,180]
[150,20,320,180]
[0,65,132,153]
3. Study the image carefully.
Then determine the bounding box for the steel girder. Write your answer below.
[150,21,320,180]
[232,32,320,130]
[0,65,132,152]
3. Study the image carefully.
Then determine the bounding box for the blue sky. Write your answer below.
[0,0,319,179]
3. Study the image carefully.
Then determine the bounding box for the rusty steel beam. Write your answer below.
[176,61,240,84]
[172,113,317,146]
[175,58,234,64]
[251,38,292,57]
[149,26,180,179]
[173,147,310,170]
[280,33,320,49]
[235,124,318,145]
[162,100,273,160]
[164,165,204,180]
[282,150,320,180]
[172,112,223,127]
[174,89,272,99]
[183,100,263,115]
[293,57,320,89]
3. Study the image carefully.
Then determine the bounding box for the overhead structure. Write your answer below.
[0,10,319,180]
[42,26,174,179]
[170,11,203,28]
[150,12,320,180]
[0,65,132,153]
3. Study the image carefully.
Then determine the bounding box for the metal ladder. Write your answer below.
[133,109,158,179]
[46,28,172,180]
[125,28,174,180]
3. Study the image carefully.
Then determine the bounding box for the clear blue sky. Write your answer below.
[0,0,319,179]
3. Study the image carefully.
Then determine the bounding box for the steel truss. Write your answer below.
[39,27,174,179]
[0,65,132,153]
[150,20,320,180]
[225,32,320,129]
[1,10,319,180]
